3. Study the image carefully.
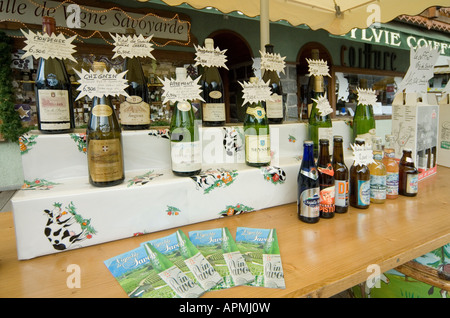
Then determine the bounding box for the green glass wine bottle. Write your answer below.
[262,44,284,124]
[244,77,271,167]
[308,75,332,157]
[86,62,125,187]
[352,88,376,147]
[169,67,202,176]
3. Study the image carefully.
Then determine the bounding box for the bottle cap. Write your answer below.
[265,44,274,53]
[333,135,343,142]
[205,38,214,50]
[355,138,365,145]
[249,77,258,84]
[403,148,412,152]
[93,61,107,72]
[319,139,329,144]
[304,140,313,145]
[42,16,56,36]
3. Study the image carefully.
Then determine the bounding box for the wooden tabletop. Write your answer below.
[1,167,449,298]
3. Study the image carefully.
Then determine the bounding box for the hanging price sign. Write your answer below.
[351,143,375,166]
[21,29,77,62]
[194,44,228,69]
[74,69,129,100]
[260,50,286,74]
[312,94,333,116]
[306,58,331,77]
[159,75,204,104]
[357,88,377,106]
[110,33,155,59]
[239,79,273,106]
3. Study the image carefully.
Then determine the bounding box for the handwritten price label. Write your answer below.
[110,33,155,59]
[74,69,129,100]
[194,44,228,69]
[21,29,77,62]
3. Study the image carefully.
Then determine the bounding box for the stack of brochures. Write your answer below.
[104,227,285,298]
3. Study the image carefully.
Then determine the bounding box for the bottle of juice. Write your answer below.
[382,135,399,199]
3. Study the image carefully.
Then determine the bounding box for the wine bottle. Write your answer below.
[243,77,271,167]
[262,44,284,124]
[35,16,75,133]
[119,29,151,130]
[352,90,376,147]
[308,74,332,157]
[200,38,226,126]
[169,67,202,176]
[86,62,125,187]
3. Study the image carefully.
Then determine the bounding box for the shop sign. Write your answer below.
[335,26,450,57]
[340,43,397,71]
[0,0,190,42]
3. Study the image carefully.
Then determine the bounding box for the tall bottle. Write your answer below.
[332,135,349,213]
[369,136,386,204]
[317,139,335,218]
[382,135,399,199]
[35,16,75,133]
[352,91,376,147]
[262,44,284,124]
[120,29,150,130]
[200,38,226,127]
[169,67,202,177]
[297,141,320,224]
[399,149,418,197]
[244,77,271,167]
[86,62,125,187]
[308,74,332,157]
[350,138,370,209]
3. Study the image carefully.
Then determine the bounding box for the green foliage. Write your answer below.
[0,31,29,142]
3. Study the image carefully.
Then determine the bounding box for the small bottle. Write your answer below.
[87,62,125,187]
[262,44,284,124]
[169,67,202,177]
[399,148,418,197]
[35,16,75,133]
[244,77,271,167]
[332,136,349,213]
[382,135,399,199]
[297,141,320,224]
[350,138,370,209]
[317,139,335,218]
[200,38,226,126]
[369,136,386,204]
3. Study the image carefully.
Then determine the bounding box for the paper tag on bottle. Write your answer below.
[239,79,273,106]
[306,58,331,77]
[194,44,228,69]
[260,50,286,74]
[74,68,129,100]
[110,33,155,59]
[21,29,77,62]
[351,143,376,166]
[357,88,377,106]
[159,75,204,104]
[312,94,333,116]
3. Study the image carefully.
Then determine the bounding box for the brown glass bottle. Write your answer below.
[399,149,418,197]
[332,136,349,213]
[350,138,370,209]
[317,139,335,218]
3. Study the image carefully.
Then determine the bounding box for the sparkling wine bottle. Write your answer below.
[86,62,125,187]
[262,44,284,124]
[35,16,75,133]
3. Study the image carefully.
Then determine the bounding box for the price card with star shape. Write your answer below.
[159,75,205,104]
[306,58,331,77]
[357,88,377,106]
[351,143,375,166]
[194,44,228,70]
[313,93,333,116]
[74,69,129,100]
[260,50,286,74]
[20,29,77,62]
[110,33,155,60]
[239,79,273,106]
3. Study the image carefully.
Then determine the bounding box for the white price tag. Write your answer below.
[260,50,286,74]
[306,58,331,77]
[357,88,377,106]
[21,29,77,62]
[74,68,129,100]
[194,44,228,69]
[312,94,333,116]
[159,75,204,104]
[351,143,375,166]
[110,33,155,60]
[239,79,273,106]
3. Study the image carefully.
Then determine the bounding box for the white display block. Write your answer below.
[438,94,450,168]
[12,121,358,260]
[391,93,439,180]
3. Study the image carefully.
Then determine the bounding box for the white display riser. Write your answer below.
[13,120,391,260]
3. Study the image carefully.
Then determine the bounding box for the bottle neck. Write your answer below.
[302,144,315,168]
[313,76,324,94]
[332,142,344,163]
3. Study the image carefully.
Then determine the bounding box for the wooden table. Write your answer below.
[1,167,449,299]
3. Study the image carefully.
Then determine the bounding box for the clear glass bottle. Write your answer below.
[382,134,399,199]
[369,136,386,204]
[350,138,370,209]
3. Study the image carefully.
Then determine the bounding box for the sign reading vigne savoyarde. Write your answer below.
[0,0,190,42]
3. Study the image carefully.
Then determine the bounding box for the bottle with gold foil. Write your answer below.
[86,62,125,187]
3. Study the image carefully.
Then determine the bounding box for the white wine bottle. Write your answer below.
[87,62,125,187]
[120,29,151,130]
[35,16,75,133]
[262,44,283,124]
[200,38,226,126]
[244,77,271,167]
[169,67,202,176]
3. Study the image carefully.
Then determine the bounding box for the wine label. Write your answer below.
[266,94,283,118]
[406,173,419,194]
[88,139,124,182]
[158,265,205,298]
[222,251,254,286]
[357,180,371,206]
[177,101,192,112]
[171,140,202,173]
[184,252,223,291]
[335,180,349,207]
[245,134,271,164]
[262,254,285,289]
[37,89,71,128]
[370,175,387,200]
[120,96,150,125]
[246,106,266,119]
[319,185,335,213]
[92,104,113,117]
[203,102,225,121]
[298,187,320,218]
[386,172,399,196]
